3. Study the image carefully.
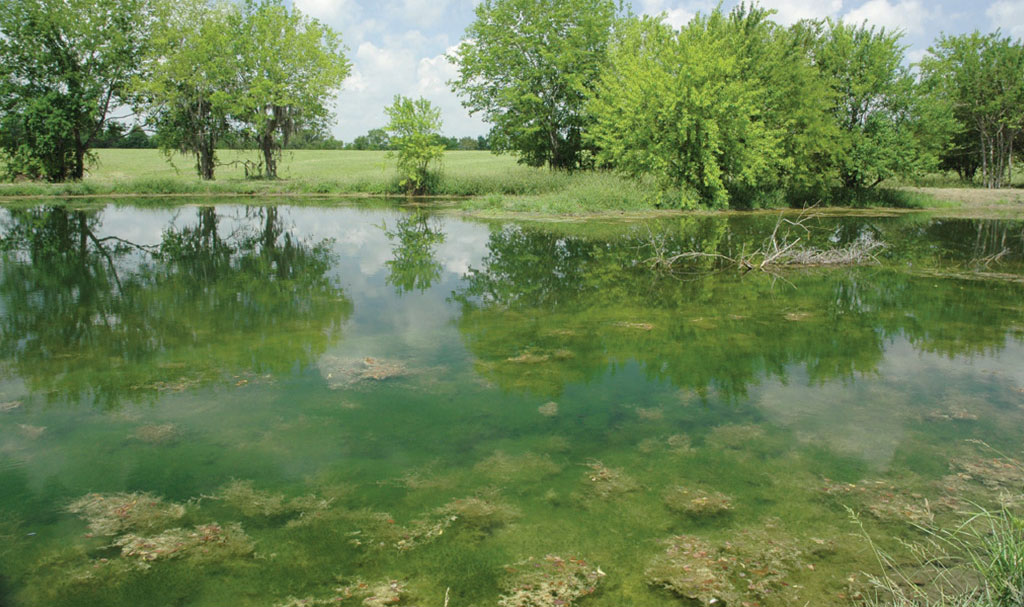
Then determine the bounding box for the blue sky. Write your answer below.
[288,0,1024,142]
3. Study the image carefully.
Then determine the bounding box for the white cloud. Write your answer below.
[757,0,843,25]
[987,0,1024,38]
[843,0,928,35]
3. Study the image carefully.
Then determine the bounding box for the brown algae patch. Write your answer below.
[821,479,935,525]
[663,486,734,517]
[318,355,409,389]
[209,479,332,521]
[67,493,186,536]
[17,424,46,439]
[580,460,637,500]
[0,400,22,412]
[114,522,253,564]
[499,554,605,607]
[645,522,805,606]
[276,578,412,607]
[131,423,181,445]
[538,401,559,417]
[475,451,562,483]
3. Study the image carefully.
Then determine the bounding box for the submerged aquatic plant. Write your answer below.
[579,460,637,500]
[663,486,734,517]
[114,522,254,564]
[131,423,181,445]
[498,554,605,607]
[645,522,805,606]
[67,492,186,536]
[210,479,332,521]
[317,355,410,389]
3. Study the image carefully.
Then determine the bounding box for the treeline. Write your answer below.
[3,0,1022,208]
[450,1,1024,208]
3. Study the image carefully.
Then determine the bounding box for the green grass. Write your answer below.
[2,148,1015,215]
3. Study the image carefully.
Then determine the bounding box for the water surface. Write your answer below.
[1,204,1023,606]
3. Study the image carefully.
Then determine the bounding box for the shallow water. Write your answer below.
[0,204,1023,606]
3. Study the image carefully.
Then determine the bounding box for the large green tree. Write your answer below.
[136,0,237,180]
[589,7,835,208]
[811,20,949,189]
[449,0,620,170]
[384,95,445,194]
[0,0,155,181]
[137,0,236,179]
[229,0,350,179]
[920,32,1024,189]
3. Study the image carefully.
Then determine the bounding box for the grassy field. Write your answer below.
[1,148,1023,215]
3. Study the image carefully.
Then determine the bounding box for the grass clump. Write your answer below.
[67,492,186,536]
[498,554,605,607]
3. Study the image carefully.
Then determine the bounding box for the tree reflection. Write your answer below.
[382,211,445,293]
[0,206,352,407]
[453,216,1024,399]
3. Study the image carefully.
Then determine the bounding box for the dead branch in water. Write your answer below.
[645,210,885,274]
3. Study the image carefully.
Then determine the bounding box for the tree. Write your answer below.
[811,20,949,189]
[588,9,810,208]
[384,95,445,194]
[382,211,446,293]
[0,0,155,181]
[449,0,620,170]
[229,0,350,179]
[921,32,1024,188]
[136,0,237,179]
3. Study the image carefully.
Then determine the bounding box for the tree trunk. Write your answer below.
[198,133,215,180]
[261,132,277,179]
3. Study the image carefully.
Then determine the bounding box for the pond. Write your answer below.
[0,203,1023,607]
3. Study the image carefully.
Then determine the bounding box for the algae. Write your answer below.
[663,486,734,517]
[318,356,409,390]
[475,451,563,484]
[114,522,254,564]
[499,554,605,607]
[645,522,805,606]
[0,400,22,412]
[580,460,637,500]
[131,423,181,445]
[538,401,559,417]
[67,492,186,536]
[211,479,332,521]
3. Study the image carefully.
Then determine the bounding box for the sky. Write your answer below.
[288,0,1024,142]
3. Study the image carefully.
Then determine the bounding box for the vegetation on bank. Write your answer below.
[3,149,1004,214]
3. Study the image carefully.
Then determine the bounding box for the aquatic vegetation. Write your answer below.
[949,452,1024,493]
[667,434,695,455]
[436,494,520,535]
[0,399,22,412]
[705,424,766,450]
[276,578,412,607]
[822,479,936,525]
[633,407,664,421]
[17,423,45,439]
[67,492,186,536]
[498,554,605,607]
[580,460,637,500]
[663,486,734,517]
[131,423,181,445]
[645,522,805,606]
[924,408,980,422]
[613,321,654,331]
[538,401,559,417]
[318,356,409,389]
[210,479,332,520]
[114,522,254,564]
[475,451,563,483]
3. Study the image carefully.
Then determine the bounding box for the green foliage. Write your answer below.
[228,0,350,179]
[0,0,155,181]
[450,0,620,170]
[921,32,1024,189]
[812,19,951,189]
[589,8,823,209]
[384,96,445,194]
[136,0,237,179]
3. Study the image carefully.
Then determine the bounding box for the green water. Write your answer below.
[1,204,1023,606]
